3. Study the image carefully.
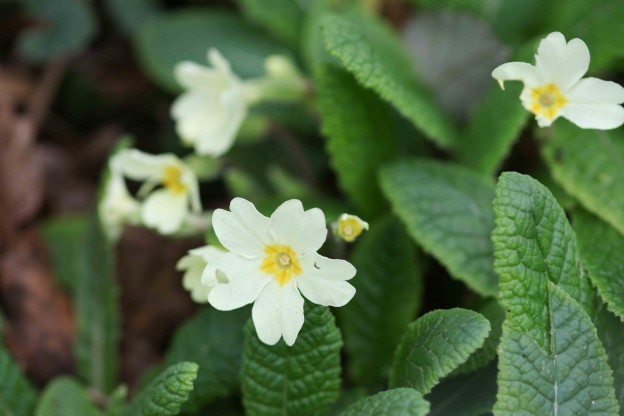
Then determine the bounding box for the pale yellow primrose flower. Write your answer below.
[177,245,227,303]
[171,49,252,157]
[335,214,369,243]
[116,149,201,235]
[206,198,356,346]
[492,32,624,129]
[98,157,141,241]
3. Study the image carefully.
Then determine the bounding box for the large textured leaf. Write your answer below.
[0,346,38,416]
[426,362,497,416]
[76,215,120,392]
[236,0,305,48]
[321,10,457,149]
[316,63,397,217]
[389,308,490,394]
[339,388,429,416]
[593,301,624,411]
[338,216,422,387]
[18,0,97,62]
[164,307,248,412]
[574,209,624,321]
[542,122,624,241]
[242,303,342,416]
[35,377,101,416]
[493,172,616,415]
[123,362,198,416]
[495,283,619,415]
[379,159,497,297]
[136,9,287,92]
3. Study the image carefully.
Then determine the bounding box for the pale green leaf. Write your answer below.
[316,63,397,217]
[492,172,593,350]
[104,0,160,36]
[379,159,497,297]
[574,209,624,321]
[339,388,430,416]
[242,303,342,416]
[18,0,97,62]
[493,172,616,415]
[164,307,248,412]
[542,122,624,242]
[35,377,102,416]
[389,308,490,394]
[123,362,198,416]
[321,9,457,148]
[136,9,287,93]
[338,216,422,387]
[0,346,38,416]
[426,361,497,416]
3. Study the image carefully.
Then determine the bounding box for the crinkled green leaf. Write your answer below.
[426,361,497,416]
[389,308,490,394]
[338,216,422,387]
[242,303,342,416]
[575,209,624,321]
[493,172,593,348]
[18,0,97,63]
[379,159,497,297]
[164,307,248,413]
[76,214,120,392]
[593,301,624,411]
[0,346,38,416]
[542,122,624,242]
[496,283,618,415]
[452,300,504,376]
[35,377,101,416]
[136,9,287,92]
[316,63,397,217]
[339,388,429,416]
[236,0,305,48]
[123,362,198,416]
[321,9,457,149]
[493,172,616,415]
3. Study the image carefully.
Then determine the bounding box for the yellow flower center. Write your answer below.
[163,165,187,194]
[260,244,302,286]
[529,83,568,120]
[338,217,364,242]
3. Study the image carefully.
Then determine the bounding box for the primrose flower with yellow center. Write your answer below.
[116,149,201,235]
[492,32,624,129]
[171,49,253,157]
[334,214,369,243]
[177,246,227,303]
[206,198,356,346]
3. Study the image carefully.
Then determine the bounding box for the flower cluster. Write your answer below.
[492,32,624,129]
[179,198,357,346]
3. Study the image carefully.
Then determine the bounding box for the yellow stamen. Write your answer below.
[260,244,301,286]
[163,165,186,194]
[529,83,567,120]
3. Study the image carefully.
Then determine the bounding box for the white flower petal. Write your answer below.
[116,149,178,181]
[174,61,224,92]
[491,62,540,88]
[171,92,219,142]
[188,245,227,262]
[566,77,624,105]
[208,48,232,74]
[212,198,271,257]
[207,253,271,310]
[562,103,624,130]
[270,200,327,256]
[178,255,211,303]
[141,189,188,234]
[296,254,356,307]
[252,279,304,346]
[535,32,589,89]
